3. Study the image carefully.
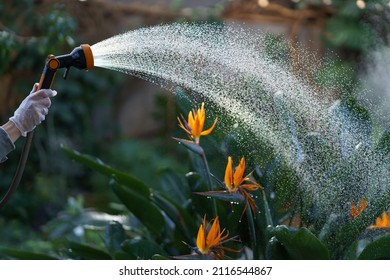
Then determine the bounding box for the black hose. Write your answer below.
[0,131,34,209]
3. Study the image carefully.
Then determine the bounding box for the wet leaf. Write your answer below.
[265,237,291,260]
[172,137,204,155]
[268,226,330,260]
[194,190,244,204]
[358,234,390,260]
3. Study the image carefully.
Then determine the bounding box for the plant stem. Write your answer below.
[200,151,218,217]
[262,189,274,227]
[246,201,258,259]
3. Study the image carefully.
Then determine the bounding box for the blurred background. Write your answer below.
[0,0,389,258]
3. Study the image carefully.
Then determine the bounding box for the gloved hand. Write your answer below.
[9,83,57,137]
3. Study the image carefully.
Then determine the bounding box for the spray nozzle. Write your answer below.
[55,44,94,74]
[39,44,94,89]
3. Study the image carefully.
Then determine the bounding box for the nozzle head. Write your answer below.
[55,44,94,70]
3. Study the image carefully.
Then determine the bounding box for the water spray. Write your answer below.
[0,44,94,209]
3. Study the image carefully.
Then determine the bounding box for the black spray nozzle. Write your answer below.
[39,44,94,89]
[54,44,94,79]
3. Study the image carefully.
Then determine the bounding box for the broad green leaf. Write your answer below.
[265,237,291,260]
[344,241,359,260]
[194,190,244,203]
[61,145,150,196]
[268,226,330,259]
[121,239,167,260]
[0,247,58,260]
[67,241,112,260]
[358,233,390,260]
[111,181,165,236]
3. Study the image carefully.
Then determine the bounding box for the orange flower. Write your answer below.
[177,102,217,144]
[369,211,390,229]
[196,216,238,259]
[350,198,367,219]
[224,156,261,217]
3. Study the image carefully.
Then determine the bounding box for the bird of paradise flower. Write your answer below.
[178,216,240,260]
[177,102,217,145]
[196,156,262,218]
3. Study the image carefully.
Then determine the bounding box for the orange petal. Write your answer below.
[206,217,220,248]
[233,157,246,187]
[200,117,217,136]
[192,114,202,139]
[188,111,195,129]
[382,212,390,227]
[224,157,234,190]
[196,222,206,253]
[198,103,205,126]
[241,183,261,191]
[350,198,367,219]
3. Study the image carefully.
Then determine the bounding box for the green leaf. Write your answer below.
[61,145,150,196]
[358,234,390,260]
[122,239,167,260]
[265,237,291,260]
[344,240,360,260]
[111,181,165,236]
[0,247,58,260]
[67,241,112,260]
[268,226,330,259]
[172,137,204,155]
[152,193,194,241]
[194,190,244,203]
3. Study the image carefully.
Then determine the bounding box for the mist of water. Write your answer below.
[90,23,390,226]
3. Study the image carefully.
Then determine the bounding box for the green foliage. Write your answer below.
[358,233,390,259]
[267,226,330,260]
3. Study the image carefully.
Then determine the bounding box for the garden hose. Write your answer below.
[0,44,94,209]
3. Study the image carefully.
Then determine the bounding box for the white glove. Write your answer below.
[9,83,57,137]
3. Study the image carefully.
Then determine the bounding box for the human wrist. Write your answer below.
[1,120,22,143]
